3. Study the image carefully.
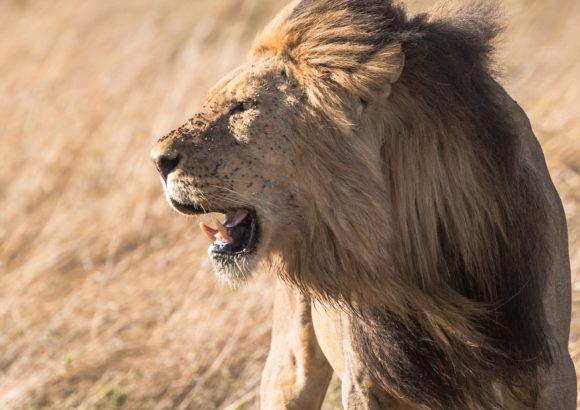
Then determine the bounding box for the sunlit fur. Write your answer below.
[252,0,553,408]
[210,250,258,286]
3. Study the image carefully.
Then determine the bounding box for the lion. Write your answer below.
[150,0,577,408]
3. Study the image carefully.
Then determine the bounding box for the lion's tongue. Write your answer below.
[199,209,249,244]
[224,209,249,228]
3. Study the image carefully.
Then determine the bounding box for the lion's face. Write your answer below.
[151,59,304,283]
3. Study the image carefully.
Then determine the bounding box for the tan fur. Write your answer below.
[261,280,333,409]
[152,0,576,408]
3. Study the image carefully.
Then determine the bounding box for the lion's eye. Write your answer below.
[230,101,256,115]
[230,102,245,115]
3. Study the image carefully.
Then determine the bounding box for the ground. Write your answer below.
[0,0,579,408]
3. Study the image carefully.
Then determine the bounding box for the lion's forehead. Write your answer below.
[205,61,285,109]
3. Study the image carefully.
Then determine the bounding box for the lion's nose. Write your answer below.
[151,151,181,180]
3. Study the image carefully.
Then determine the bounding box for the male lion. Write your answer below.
[151,0,576,408]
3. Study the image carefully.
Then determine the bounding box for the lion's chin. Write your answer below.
[209,251,259,286]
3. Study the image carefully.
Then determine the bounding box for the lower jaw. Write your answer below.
[209,250,258,286]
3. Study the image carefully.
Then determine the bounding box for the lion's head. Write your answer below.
[151,58,306,283]
[151,0,407,292]
[152,1,554,406]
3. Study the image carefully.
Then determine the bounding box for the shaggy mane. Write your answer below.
[253,1,553,408]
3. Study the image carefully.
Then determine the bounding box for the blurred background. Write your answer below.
[0,0,578,408]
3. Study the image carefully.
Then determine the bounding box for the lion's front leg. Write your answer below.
[339,317,422,410]
[260,279,333,410]
[341,356,419,410]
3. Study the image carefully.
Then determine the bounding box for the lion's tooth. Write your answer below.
[199,222,218,243]
[215,219,231,242]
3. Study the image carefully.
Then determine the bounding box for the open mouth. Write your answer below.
[168,198,258,257]
[199,209,258,256]
[171,199,258,256]
[167,197,261,282]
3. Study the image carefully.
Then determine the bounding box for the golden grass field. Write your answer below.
[0,0,579,408]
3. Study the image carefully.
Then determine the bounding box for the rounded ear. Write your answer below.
[356,45,404,107]
[342,43,405,106]
[387,48,405,84]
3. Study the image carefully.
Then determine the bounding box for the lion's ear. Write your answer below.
[356,45,405,103]
[326,43,405,112]
[385,47,405,84]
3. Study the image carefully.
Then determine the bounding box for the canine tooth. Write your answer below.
[215,219,231,242]
[199,222,218,243]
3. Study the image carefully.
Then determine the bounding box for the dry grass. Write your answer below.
[0,0,578,409]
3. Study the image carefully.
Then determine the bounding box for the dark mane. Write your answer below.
[360,3,552,409]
